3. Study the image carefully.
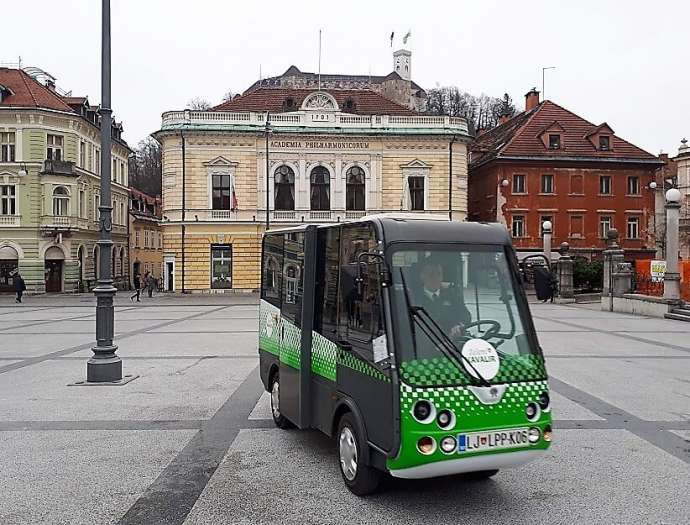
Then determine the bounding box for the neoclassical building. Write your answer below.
[0,67,130,293]
[155,60,470,292]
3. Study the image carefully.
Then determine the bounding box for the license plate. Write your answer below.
[457,428,530,453]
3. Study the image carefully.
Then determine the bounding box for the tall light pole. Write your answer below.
[265,113,271,230]
[87,0,121,382]
[542,66,556,101]
[663,188,682,300]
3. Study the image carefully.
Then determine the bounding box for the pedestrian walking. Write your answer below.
[146,272,155,298]
[130,274,141,302]
[13,271,26,303]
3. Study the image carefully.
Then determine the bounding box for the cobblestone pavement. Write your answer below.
[0,294,688,524]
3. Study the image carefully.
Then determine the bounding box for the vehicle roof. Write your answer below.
[264,218,512,245]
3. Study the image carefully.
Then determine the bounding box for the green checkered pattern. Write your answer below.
[311,332,337,381]
[339,351,390,383]
[258,300,281,357]
[400,354,546,387]
[388,378,552,471]
[279,320,301,369]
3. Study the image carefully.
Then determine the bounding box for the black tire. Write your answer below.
[463,469,499,480]
[337,412,382,496]
[269,371,293,429]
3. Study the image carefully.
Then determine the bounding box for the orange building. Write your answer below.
[129,188,162,287]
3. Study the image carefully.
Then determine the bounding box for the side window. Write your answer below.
[261,234,283,308]
[339,224,383,355]
[282,232,305,326]
[314,227,341,341]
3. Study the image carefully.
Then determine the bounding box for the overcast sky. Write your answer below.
[3,0,688,155]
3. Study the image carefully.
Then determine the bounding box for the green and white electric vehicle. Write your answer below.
[259,216,552,495]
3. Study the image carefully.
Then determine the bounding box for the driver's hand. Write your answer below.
[450,325,464,338]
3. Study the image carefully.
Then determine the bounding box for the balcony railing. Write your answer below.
[161,110,469,135]
[163,208,452,224]
[41,159,76,176]
[40,215,78,229]
[0,215,20,227]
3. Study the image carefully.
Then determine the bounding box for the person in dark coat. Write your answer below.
[533,265,556,302]
[415,259,471,338]
[14,272,26,303]
[130,274,141,302]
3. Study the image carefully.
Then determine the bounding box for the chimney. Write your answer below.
[525,88,540,111]
[499,113,511,125]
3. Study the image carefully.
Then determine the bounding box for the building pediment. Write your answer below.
[301,91,339,111]
[203,156,238,168]
[400,159,432,169]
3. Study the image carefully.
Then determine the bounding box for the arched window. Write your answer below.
[52,186,69,216]
[274,165,295,211]
[346,166,365,211]
[310,166,330,211]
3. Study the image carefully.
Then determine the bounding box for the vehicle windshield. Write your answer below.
[389,244,546,387]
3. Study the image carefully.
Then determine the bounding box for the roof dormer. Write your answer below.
[0,84,14,104]
[585,123,615,151]
[537,121,565,150]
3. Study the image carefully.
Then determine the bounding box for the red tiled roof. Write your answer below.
[471,100,658,167]
[0,68,74,112]
[212,87,417,115]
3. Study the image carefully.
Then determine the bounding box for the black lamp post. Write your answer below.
[87,0,121,382]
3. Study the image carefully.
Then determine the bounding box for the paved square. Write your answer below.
[0,294,688,524]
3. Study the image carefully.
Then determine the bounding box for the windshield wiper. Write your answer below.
[398,269,491,387]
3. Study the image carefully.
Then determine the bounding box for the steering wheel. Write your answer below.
[455,319,502,341]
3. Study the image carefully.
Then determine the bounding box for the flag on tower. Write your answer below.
[403,29,412,45]
[390,31,394,47]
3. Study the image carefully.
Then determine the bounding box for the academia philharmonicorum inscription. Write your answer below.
[271,140,370,150]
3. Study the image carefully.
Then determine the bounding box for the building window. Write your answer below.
[310,166,330,211]
[599,175,612,195]
[274,165,295,211]
[570,174,584,195]
[94,194,100,220]
[548,134,561,149]
[135,230,140,248]
[346,166,365,211]
[95,149,101,175]
[212,173,233,210]
[540,215,553,237]
[408,176,425,211]
[52,186,69,216]
[599,136,611,151]
[627,176,640,195]
[570,215,584,238]
[1,132,16,162]
[47,134,63,161]
[0,185,16,215]
[541,174,554,194]
[627,217,639,239]
[79,140,86,168]
[112,159,117,182]
[79,189,85,218]
[511,215,525,238]
[158,233,163,250]
[211,244,232,289]
[144,230,149,249]
[120,162,125,185]
[600,216,612,238]
[120,202,125,225]
[512,174,526,194]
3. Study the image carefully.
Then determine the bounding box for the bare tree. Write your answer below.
[221,90,235,103]
[187,97,212,110]
[426,87,517,131]
[129,136,162,196]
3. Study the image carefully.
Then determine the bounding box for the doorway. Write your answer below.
[0,245,19,293]
[45,246,65,293]
[165,258,175,291]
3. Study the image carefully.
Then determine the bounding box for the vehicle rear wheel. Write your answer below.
[337,413,382,496]
[463,469,499,480]
[269,371,293,429]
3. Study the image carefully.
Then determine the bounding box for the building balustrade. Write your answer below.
[40,215,78,229]
[0,215,20,227]
[41,159,76,176]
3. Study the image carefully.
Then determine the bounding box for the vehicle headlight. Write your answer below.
[440,436,457,454]
[543,425,553,442]
[436,409,455,430]
[412,400,436,424]
[528,427,541,443]
[538,392,550,411]
[525,402,540,422]
[417,436,437,455]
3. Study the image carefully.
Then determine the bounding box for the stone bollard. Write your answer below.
[557,242,574,298]
[603,229,624,296]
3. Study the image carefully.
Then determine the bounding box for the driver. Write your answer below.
[417,259,471,339]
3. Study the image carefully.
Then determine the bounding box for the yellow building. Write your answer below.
[128,188,162,286]
[155,61,471,292]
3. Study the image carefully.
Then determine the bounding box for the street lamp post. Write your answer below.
[663,188,682,300]
[87,0,121,382]
[265,114,271,230]
[542,220,553,262]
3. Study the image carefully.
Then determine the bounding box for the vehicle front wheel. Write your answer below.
[269,371,293,429]
[337,413,382,496]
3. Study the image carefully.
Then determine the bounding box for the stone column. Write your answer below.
[542,220,553,263]
[602,229,624,296]
[557,242,574,298]
[663,188,682,300]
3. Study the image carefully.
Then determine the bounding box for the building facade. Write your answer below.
[155,81,470,292]
[129,188,162,286]
[468,89,663,260]
[0,68,130,293]
[674,139,690,258]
